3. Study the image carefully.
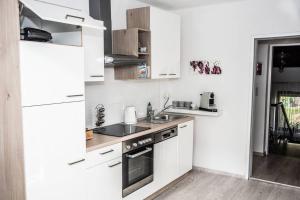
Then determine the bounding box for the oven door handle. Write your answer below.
[126,147,153,159]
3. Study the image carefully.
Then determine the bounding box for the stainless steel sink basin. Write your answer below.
[150,114,185,124]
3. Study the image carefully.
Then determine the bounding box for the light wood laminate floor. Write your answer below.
[154,170,300,200]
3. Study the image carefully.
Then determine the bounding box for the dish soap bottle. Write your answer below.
[147,102,152,121]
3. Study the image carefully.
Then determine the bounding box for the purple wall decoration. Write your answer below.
[190,60,222,75]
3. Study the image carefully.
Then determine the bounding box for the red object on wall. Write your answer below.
[256,63,262,75]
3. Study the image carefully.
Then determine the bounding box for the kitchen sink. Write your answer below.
[150,114,186,124]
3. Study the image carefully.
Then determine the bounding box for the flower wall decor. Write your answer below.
[190,60,222,75]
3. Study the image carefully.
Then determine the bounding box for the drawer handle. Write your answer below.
[169,73,177,76]
[100,149,114,155]
[108,161,122,168]
[66,94,84,98]
[180,125,187,129]
[66,14,85,22]
[68,159,85,166]
[90,75,104,78]
[159,73,167,76]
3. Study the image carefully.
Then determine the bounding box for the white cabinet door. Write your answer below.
[178,120,194,176]
[83,28,105,82]
[166,13,181,79]
[86,157,122,200]
[154,136,178,188]
[22,101,86,200]
[163,136,179,183]
[20,41,84,106]
[154,141,164,190]
[35,0,84,11]
[150,7,181,79]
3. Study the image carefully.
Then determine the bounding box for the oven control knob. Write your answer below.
[126,145,131,150]
[132,143,138,147]
[138,141,144,145]
[147,138,152,142]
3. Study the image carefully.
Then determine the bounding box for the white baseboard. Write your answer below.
[193,166,245,179]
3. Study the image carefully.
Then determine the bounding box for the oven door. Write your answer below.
[122,144,153,197]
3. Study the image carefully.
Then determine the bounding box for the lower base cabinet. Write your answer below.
[86,157,122,200]
[178,120,194,176]
[87,120,194,200]
[154,136,178,189]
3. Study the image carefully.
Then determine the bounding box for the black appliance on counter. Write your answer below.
[93,123,150,137]
[122,133,154,197]
[21,27,52,42]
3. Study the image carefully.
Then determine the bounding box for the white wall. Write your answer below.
[160,0,300,177]
[252,43,269,154]
[85,0,163,128]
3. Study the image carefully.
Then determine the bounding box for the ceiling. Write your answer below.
[138,0,246,10]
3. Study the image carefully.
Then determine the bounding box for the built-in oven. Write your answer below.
[122,133,154,197]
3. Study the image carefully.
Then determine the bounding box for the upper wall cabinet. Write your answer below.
[83,28,105,82]
[20,0,105,30]
[127,7,181,79]
[19,0,106,82]
[39,0,85,11]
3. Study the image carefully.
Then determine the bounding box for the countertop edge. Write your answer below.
[86,116,194,152]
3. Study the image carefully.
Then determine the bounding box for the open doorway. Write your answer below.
[251,37,300,187]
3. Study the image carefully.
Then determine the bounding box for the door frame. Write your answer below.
[247,32,300,179]
[264,43,300,156]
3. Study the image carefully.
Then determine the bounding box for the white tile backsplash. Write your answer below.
[85,68,161,128]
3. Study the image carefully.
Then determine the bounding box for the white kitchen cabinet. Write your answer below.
[22,101,86,200]
[150,7,181,79]
[19,41,85,106]
[20,0,105,29]
[40,0,85,11]
[83,28,105,82]
[178,120,194,176]
[86,147,122,200]
[154,136,178,188]
[127,6,181,80]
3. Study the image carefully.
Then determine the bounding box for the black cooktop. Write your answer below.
[93,123,151,137]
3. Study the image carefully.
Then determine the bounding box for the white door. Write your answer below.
[82,28,105,82]
[22,101,86,200]
[178,121,194,176]
[86,157,122,200]
[19,41,84,106]
[150,7,181,79]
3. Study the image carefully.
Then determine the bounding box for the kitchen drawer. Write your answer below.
[86,143,122,168]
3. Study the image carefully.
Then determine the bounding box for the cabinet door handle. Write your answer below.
[169,73,177,76]
[66,94,84,98]
[100,149,114,155]
[180,125,187,129]
[68,159,85,166]
[159,73,167,76]
[90,75,104,78]
[108,161,122,168]
[66,14,85,22]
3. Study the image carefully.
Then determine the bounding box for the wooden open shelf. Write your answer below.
[113,28,151,80]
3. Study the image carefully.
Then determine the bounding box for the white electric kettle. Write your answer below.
[124,106,137,124]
